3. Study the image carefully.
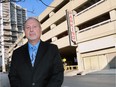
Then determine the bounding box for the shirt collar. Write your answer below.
[28,40,40,49]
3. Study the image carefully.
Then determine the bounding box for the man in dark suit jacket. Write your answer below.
[8,17,64,87]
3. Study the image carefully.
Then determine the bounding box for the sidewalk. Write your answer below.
[0,69,115,87]
[0,72,10,87]
[64,69,116,76]
[83,69,116,75]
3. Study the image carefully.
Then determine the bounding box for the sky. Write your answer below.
[16,0,53,17]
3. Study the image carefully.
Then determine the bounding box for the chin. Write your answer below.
[28,37,37,41]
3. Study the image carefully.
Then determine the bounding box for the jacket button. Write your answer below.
[32,82,35,86]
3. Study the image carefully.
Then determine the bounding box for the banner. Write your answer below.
[66,10,77,46]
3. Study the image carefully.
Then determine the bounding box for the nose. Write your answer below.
[30,27,34,31]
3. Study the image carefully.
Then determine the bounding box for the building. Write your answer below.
[38,0,116,71]
[0,2,26,72]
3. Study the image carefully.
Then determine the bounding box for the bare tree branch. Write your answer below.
[0,0,25,3]
[11,0,22,2]
[27,9,35,14]
[0,0,55,14]
[38,0,55,8]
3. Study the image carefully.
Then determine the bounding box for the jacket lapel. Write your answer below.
[22,41,49,71]
[23,43,32,69]
[34,41,48,70]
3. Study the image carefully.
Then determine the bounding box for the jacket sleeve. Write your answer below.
[8,51,21,87]
[46,45,64,87]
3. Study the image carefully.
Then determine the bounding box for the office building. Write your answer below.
[0,2,26,71]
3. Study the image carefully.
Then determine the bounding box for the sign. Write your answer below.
[66,10,77,46]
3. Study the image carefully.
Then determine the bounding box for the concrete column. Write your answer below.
[0,3,6,72]
[76,48,84,71]
[109,10,116,21]
[52,37,57,42]
[76,26,84,71]
[109,10,116,47]
[49,11,55,17]
[109,10,116,33]
[50,24,56,30]
[114,32,116,49]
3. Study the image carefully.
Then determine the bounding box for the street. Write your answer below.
[62,74,116,87]
[0,72,116,87]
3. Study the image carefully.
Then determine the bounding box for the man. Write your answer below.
[8,17,64,87]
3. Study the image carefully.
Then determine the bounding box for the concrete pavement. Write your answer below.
[0,69,115,87]
[64,69,116,76]
[0,72,10,87]
[62,74,115,87]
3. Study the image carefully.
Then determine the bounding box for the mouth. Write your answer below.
[29,33,35,36]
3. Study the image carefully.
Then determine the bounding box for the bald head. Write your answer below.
[24,17,41,30]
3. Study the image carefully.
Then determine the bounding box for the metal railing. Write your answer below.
[75,0,105,16]
[64,65,78,71]
[79,19,111,33]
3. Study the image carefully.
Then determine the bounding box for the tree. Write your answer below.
[0,0,55,14]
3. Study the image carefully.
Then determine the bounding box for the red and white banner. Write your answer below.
[66,10,77,46]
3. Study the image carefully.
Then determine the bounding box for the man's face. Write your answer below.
[24,19,42,42]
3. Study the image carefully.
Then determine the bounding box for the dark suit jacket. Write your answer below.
[8,41,64,87]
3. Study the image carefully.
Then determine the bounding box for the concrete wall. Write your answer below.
[38,0,116,71]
